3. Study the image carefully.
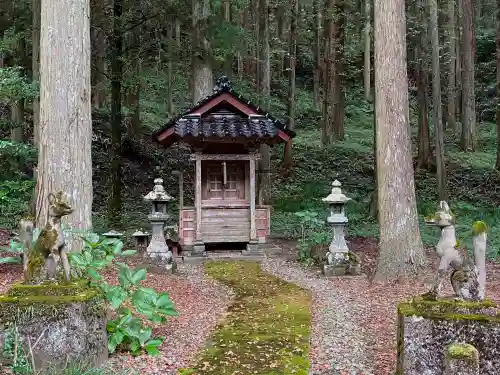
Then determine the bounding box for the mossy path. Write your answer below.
[181,260,312,375]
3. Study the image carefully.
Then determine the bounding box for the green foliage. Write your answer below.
[0,239,25,265]
[69,232,178,356]
[293,210,329,264]
[1,325,32,374]
[0,67,38,103]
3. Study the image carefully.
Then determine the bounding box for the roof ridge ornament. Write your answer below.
[214,75,233,92]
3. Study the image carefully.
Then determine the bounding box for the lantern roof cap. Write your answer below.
[322,180,351,203]
[132,229,149,237]
[102,230,124,237]
[144,178,174,201]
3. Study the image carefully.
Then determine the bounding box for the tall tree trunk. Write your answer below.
[417,0,431,169]
[32,0,41,147]
[108,0,123,227]
[125,1,142,137]
[332,1,345,140]
[283,0,298,168]
[446,0,456,131]
[429,0,448,200]
[236,9,244,79]
[313,0,322,107]
[364,0,372,102]
[11,35,26,142]
[460,0,476,151]
[192,0,213,103]
[496,0,500,170]
[91,0,107,108]
[258,0,271,205]
[222,0,232,74]
[10,100,24,142]
[36,0,93,250]
[276,5,287,80]
[369,55,378,219]
[321,0,335,146]
[166,21,175,117]
[373,0,425,280]
[455,2,462,133]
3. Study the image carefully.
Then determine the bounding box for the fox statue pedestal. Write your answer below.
[0,282,108,373]
[396,298,500,375]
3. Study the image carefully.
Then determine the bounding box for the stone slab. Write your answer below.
[396,297,500,375]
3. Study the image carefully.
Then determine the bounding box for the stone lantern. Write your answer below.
[144,178,176,272]
[132,229,150,253]
[102,230,124,240]
[322,180,361,277]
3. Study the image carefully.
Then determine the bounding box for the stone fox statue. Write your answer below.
[423,201,487,301]
[22,191,74,284]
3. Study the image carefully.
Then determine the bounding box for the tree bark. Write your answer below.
[125,0,141,137]
[417,0,431,169]
[332,1,345,140]
[283,0,298,168]
[364,0,371,102]
[10,35,26,142]
[32,0,41,147]
[455,1,462,133]
[192,0,213,103]
[108,0,123,227]
[321,0,335,146]
[373,0,425,280]
[258,0,271,204]
[91,0,107,108]
[429,0,448,200]
[36,0,93,250]
[446,0,456,131]
[460,0,476,151]
[496,0,500,170]
[369,56,378,219]
[313,0,322,107]
[166,21,175,117]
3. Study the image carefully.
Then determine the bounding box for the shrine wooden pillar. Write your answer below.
[193,151,204,253]
[249,151,258,242]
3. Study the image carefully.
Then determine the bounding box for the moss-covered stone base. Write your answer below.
[396,296,500,375]
[444,343,480,375]
[0,282,107,373]
[183,261,311,375]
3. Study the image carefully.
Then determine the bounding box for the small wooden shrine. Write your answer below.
[153,76,295,254]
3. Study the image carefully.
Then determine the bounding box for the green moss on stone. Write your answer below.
[7,280,91,297]
[191,261,311,375]
[398,296,499,322]
[446,343,479,363]
[0,282,105,326]
[472,221,488,236]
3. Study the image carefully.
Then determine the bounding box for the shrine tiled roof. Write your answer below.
[152,76,295,147]
[173,114,278,139]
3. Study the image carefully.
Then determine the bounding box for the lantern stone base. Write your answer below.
[396,297,500,375]
[323,251,361,277]
[323,263,361,277]
[0,281,107,373]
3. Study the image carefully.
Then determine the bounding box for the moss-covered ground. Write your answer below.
[182,261,311,375]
